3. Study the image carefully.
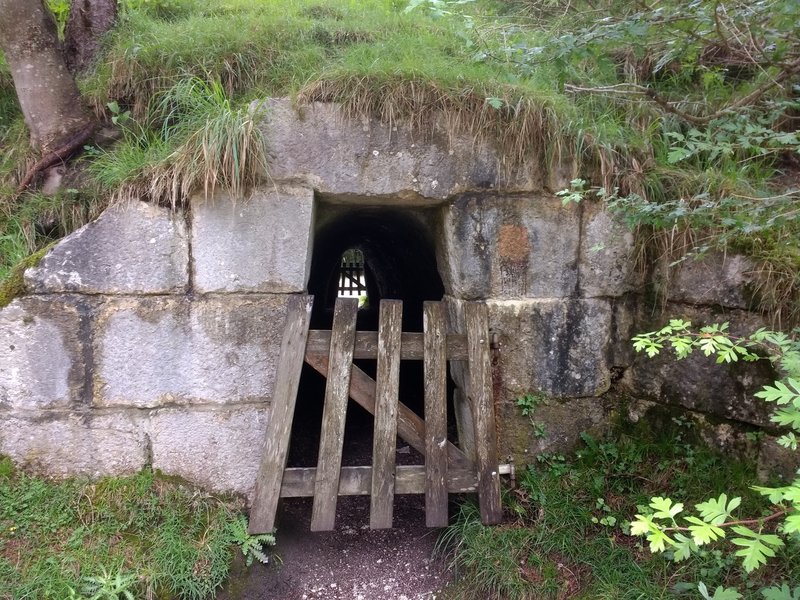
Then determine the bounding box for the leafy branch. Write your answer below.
[630,320,799,584]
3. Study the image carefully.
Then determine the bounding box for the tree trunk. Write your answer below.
[0,0,93,153]
[63,0,118,73]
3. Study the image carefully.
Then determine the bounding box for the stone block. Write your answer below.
[625,305,774,427]
[668,252,755,309]
[758,435,800,483]
[487,299,613,398]
[0,411,147,477]
[0,296,88,410]
[25,201,188,294]
[579,202,639,297]
[446,297,613,399]
[441,195,581,299]
[262,98,542,201]
[192,186,314,293]
[149,406,268,497]
[94,295,289,408]
[497,397,612,462]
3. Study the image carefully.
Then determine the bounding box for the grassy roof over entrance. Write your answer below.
[1,0,798,321]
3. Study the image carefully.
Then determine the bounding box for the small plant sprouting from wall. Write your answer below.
[516,392,548,439]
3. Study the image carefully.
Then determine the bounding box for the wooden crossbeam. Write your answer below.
[305,331,469,360]
[303,353,471,469]
[280,464,514,498]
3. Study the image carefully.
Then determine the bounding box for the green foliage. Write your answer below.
[46,0,71,39]
[515,392,547,417]
[439,427,799,599]
[0,465,254,600]
[228,515,275,567]
[630,320,800,593]
[78,567,137,600]
[699,581,742,600]
[555,178,587,206]
[762,584,800,600]
[88,76,267,206]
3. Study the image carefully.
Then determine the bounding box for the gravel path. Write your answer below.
[217,495,453,600]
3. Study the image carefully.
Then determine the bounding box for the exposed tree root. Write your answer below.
[13,122,96,200]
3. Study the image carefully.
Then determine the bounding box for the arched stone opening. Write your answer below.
[286,203,458,474]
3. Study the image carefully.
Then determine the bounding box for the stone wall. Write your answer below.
[1,185,314,496]
[1,98,791,497]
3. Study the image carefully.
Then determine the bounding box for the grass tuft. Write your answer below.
[89,77,267,207]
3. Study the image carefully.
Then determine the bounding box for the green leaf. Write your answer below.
[695,494,740,525]
[700,337,719,356]
[486,97,503,110]
[646,527,674,553]
[730,526,784,572]
[777,433,798,450]
[671,533,696,561]
[630,514,654,536]
[699,582,743,600]
[685,516,725,545]
[783,513,800,535]
[761,584,800,600]
[771,408,800,430]
[667,147,693,163]
[650,496,683,520]
[755,381,800,405]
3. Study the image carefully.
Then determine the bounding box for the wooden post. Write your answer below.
[370,300,402,529]
[248,295,313,534]
[423,302,449,527]
[465,302,503,525]
[311,298,358,531]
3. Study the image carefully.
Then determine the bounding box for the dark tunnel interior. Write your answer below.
[286,206,458,472]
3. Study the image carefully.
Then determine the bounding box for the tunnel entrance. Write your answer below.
[286,205,457,489]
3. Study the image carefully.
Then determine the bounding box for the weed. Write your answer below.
[228,515,276,567]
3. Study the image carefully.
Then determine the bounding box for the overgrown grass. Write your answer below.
[88,77,267,206]
[0,458,257,600]
[0,0,797,320]
[438,424,800,599]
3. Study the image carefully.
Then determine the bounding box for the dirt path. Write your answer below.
[217,495,453,600]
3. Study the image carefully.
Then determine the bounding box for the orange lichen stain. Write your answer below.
[497,225,530,262]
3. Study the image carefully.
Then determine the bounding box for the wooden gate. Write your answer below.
[248,295,505,534]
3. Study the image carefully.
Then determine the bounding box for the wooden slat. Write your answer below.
[311,298,359,531]
[465,302,503,525]
[249,295,314,534]
[281,466,486,497]
[303,353,472,469]
[423,302,449,527]
[370,300,403,529]
[306,331,468,360]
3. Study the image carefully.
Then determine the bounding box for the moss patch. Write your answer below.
[0,244,53,309]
